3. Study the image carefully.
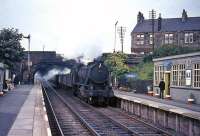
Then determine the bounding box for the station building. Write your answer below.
[153,52,200,104]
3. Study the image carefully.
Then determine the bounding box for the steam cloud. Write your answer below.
[34,68,71,83]
[64,44,103,65]
[43,68,71,80]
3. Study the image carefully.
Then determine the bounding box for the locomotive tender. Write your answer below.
[54,59,114,105]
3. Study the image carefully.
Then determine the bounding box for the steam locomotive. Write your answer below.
[53,59,114,105]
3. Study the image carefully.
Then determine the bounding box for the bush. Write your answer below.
[130,62,153,80]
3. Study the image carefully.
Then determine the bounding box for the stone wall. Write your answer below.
[120,99,200,136]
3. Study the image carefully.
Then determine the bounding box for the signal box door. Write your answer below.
[164,72,170,97]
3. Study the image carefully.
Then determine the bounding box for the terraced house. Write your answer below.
[131,9,200,54]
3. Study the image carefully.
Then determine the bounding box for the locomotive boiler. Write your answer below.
[71,60,114,105]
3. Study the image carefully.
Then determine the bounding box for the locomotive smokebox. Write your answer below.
[89,62,109,84]
[77,61,109,85]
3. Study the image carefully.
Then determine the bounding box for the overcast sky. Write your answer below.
[1,0,200,59]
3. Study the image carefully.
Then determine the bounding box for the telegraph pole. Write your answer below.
[117,26,126,53]
[149,9,156,53]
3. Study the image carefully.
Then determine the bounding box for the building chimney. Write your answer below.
[158,13,162,31]
[182,9,188,22]
[137,11,144,24]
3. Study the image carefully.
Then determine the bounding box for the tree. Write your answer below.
[0,28,24,69]
[130,62,153,80]
[104,52,130,78]
[139,45,200,80]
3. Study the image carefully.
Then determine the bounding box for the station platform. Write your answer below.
[114,90,200,120]
[114,90,200,136]
[0,85,50,136]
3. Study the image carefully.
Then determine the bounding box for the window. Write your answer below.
[136,34,144,45]
[185,33,193,43]
[154,65,164,85]
[165,33,173,44]
[172,65,178,86]
[172,64,185,86]
[149,34,153,44]
[179,64,186,86]
[169,34,173,44]
[193,64,200,88]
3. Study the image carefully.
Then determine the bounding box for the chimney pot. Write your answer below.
[137,11,144,24]
[182,9,188,22]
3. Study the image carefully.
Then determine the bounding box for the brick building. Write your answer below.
[131,9,200,54]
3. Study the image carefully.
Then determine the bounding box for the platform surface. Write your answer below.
[114,90,200,120]
[0,85,32,136]
[7,85,50,136]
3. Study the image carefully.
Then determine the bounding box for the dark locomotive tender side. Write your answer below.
[54,59,114,106]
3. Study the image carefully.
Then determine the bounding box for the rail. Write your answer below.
[42,84,64,136]
[44,80,170,136]
[44,81,100,136]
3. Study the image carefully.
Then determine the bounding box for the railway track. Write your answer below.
[42,83,93,136]
[96,107,171,136]
[42,81,171,136]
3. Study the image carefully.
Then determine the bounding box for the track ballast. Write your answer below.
[42,81,171,136]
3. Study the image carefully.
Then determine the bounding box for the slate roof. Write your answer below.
[132,17,200,33]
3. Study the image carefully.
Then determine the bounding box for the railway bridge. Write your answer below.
[18,51,72,84]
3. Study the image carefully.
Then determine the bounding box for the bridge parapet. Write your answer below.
[20,51,66,83]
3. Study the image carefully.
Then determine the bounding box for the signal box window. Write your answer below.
[172,64,185,86]
[193,64,200,88]
[154,65,164,85]
[185,33,193,43]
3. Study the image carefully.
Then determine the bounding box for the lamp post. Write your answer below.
[114,21,118,53]
[23,34,31,83]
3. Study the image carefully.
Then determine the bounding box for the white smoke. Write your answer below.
[43,68,71,80]
[62,43,103,65]
[34,72,43,84]
[75,55,92,65]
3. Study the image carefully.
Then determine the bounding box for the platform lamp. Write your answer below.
[23,34,31,83]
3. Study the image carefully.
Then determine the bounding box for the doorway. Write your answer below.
[164,71,171,97]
